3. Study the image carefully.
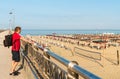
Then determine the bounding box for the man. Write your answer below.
[10,26,32,75]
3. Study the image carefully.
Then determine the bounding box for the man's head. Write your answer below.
[14,26,21,33]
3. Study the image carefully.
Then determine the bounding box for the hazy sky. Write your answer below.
[0,0,120,29]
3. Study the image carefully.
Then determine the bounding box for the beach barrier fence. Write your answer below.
[74,47,101,60]
[20,40,101,79]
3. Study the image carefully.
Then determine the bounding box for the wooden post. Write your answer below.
[117,50,119,65]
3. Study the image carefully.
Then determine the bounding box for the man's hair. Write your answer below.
[14,26,21,32]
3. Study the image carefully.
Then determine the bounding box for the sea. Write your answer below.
[21,29,120,36]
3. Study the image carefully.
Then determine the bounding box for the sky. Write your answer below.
[0,0,120,30]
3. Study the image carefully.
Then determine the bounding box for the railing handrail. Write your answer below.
[35,43,101,79]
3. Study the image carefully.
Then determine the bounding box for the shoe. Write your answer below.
[13,71,20,76]
[9,72,14,75]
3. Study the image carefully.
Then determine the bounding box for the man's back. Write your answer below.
[12,32,21,51]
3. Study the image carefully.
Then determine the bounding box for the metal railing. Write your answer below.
[20,40,101,79]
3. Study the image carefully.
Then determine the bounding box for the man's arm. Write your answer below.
[20,36,34,44]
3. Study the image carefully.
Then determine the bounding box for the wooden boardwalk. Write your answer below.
[0,31,26,79]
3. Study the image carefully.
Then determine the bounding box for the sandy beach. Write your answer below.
[1,30,120,79]
[27,34,120,79]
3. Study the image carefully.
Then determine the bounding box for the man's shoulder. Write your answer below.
[13,32,20,36]
[13,32,21,38]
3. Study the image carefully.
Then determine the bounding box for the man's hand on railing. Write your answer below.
[21,36,34,44]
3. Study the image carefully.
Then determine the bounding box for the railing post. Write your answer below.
[67,61,79,79]
[43,49,50,75]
